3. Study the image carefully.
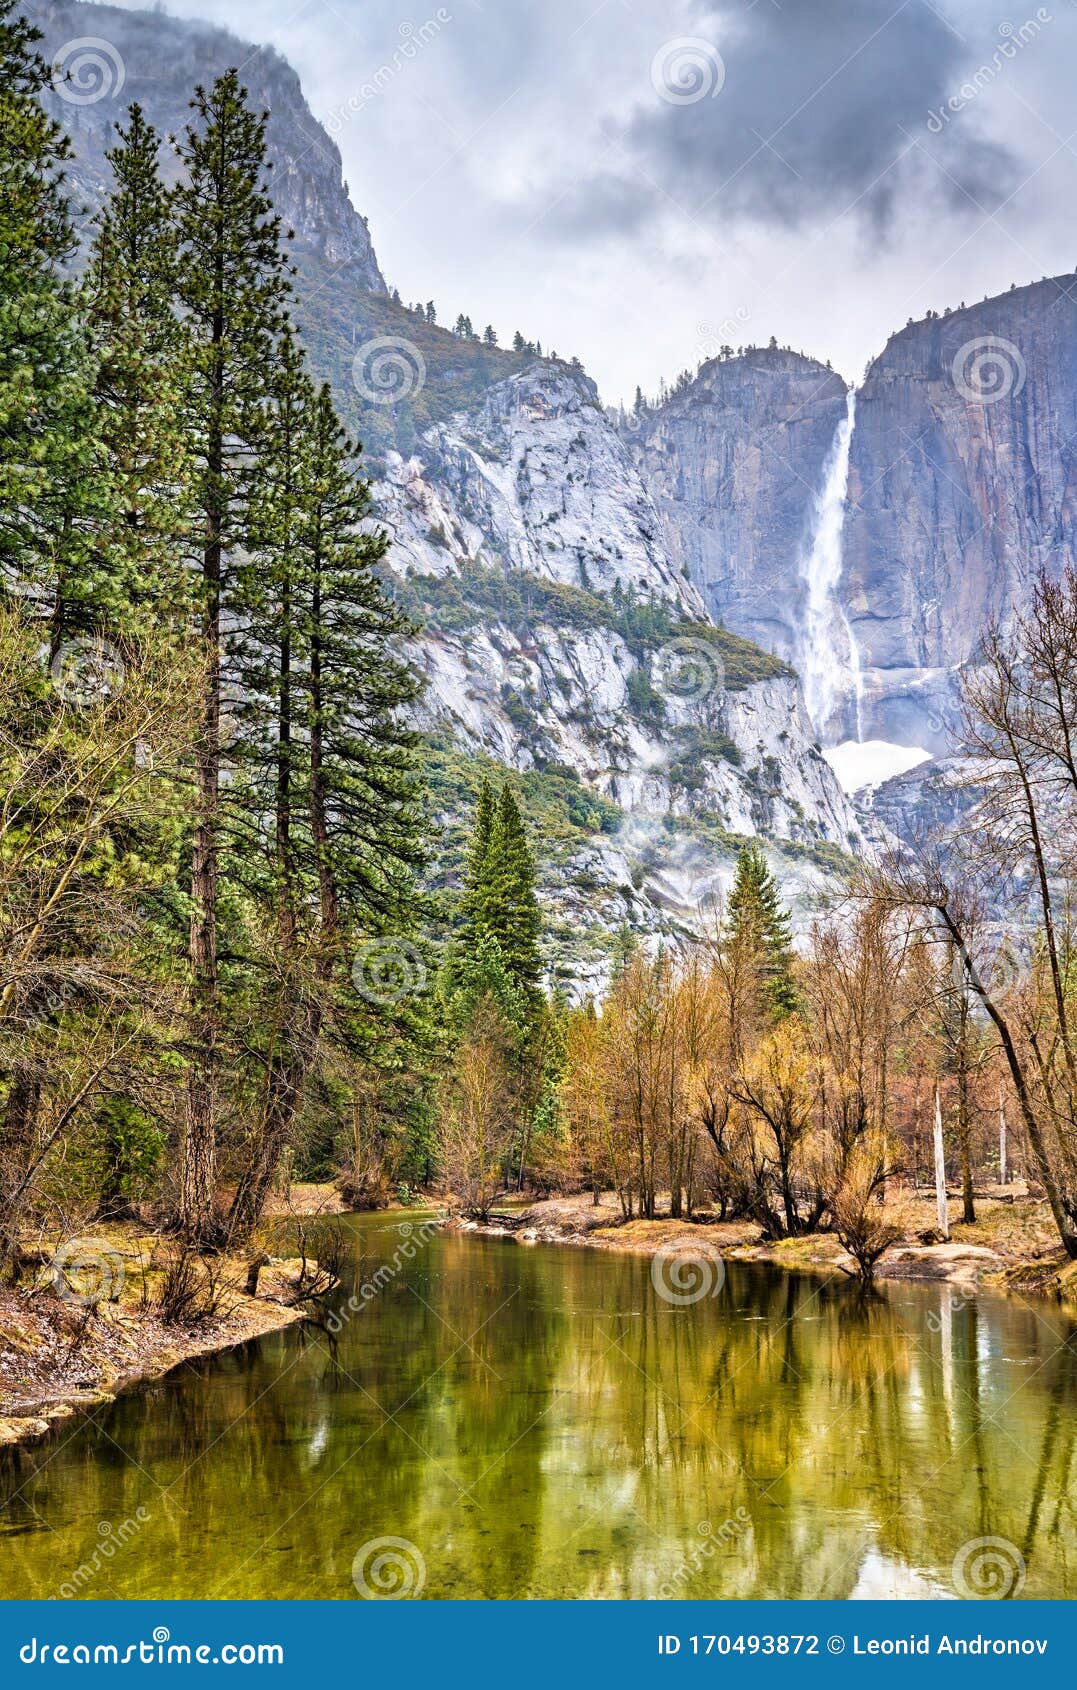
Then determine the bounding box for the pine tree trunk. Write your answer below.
[0,1075,41,1275]
[309,570,339,948]
[228,1005,321,1241]
[228,520,321,1243]
[183,443,222,1244]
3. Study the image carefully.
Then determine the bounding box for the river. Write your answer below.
[2,1214,1075,1599]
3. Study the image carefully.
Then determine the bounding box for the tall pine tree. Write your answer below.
[226,326,315,1239]
[227,353,426,1239]
[0,2,107,1177]
[456,780,542,1008]
[460,777,496,950]
[725,842,797,1020]
[489,783,542,1006]
[0,0,97,618]
[301,382,424,947]
[171,70,293,1241]
[80,104,192,636]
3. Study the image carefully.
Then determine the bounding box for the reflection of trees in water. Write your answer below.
[3,1228,1077,1597]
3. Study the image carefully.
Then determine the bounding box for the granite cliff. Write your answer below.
[629,277,1077,758]
[626,350,848,668]
[24,0,865,991]
[844,278,1077,749]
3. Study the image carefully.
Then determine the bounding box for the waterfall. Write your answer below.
[797,390,861,740]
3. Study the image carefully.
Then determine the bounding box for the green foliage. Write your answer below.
[626,665,664,720]
[726,842,799,1020]
[422,732,621,880]
[390,561,790,695]
[454,780,542,1009]
[77,104,193,638]
[0,0,99,612]
[668,730,743,791]
[92,1097,168,1208]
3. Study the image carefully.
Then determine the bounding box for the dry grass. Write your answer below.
[0,1222,315,1445]
[485,1183,1074,1292]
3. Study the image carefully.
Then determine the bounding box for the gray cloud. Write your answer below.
[110,0,1077,400]
[544,0,1021,239]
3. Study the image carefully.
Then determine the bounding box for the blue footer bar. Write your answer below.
[0,1601,1068,1685]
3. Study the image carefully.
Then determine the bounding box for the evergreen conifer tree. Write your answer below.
[725,842,797,1019]
[80,104,192,634]
[460,777,496,947]
[228,359,426,1237]
[301,383,424,943]
[489,783,542,1003]
[171,70,294,1240]
[0,1,97,615]
[456,780,542,1007]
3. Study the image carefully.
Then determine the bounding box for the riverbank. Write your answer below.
[0,1222,325,1449]
[450,1186,1077,1301]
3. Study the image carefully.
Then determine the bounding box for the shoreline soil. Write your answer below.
[0,1201,345,1450]
[447,1185,1077,1303]
[5,1182,1073,1455]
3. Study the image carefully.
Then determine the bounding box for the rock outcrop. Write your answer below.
[27,0,384,289]
[376,363,865,988]
[843,277,1077,749]
[382,364,706,607]
[629,279,1077,756]
[377,364,858,847]
[627,351,849,661]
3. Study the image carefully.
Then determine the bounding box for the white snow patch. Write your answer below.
[824,739,931,793]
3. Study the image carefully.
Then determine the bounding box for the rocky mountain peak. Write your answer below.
[24,0,384,290]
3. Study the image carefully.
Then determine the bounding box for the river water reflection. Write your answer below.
[1,1214,1075,1598]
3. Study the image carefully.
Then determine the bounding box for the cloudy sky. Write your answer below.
[116,0,1077,403]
